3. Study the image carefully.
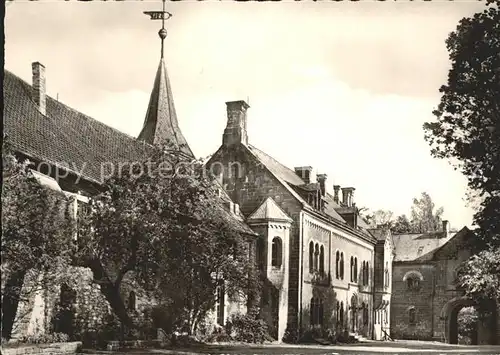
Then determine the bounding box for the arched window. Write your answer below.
[230,163,240,180]
[314,244,319,271]
[340,302,344,326]
[350,256,353,282]
[384,309,388,324]
[340,253,345,280]
[365,262,370,286]
[319,245,325,275]
[271,237,282,268]
[319,299,324,326]
[354,257,358,282]
[403,270,423,291]
[335,251,340,279]
[384,262,390,288]
[128,291,136,311]
[310,298,316,325]
[309,241,314,273]
[363,303,369,325]
[336,301,340,323]
[409,308,416,325]
[310,298,323,326]
[407,277,420,290]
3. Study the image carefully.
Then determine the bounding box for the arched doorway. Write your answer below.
[441,297,497,345]
[350,294,358,333]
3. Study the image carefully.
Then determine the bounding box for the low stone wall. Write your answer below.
[1,341,82,355]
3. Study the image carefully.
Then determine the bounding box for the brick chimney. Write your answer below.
[223,100,249,146]
[294,166,313,184]
[341,187,355,207]
[317,174,327,197]
[333,185,340,204]
[442,220,450,236]
[32,62,46,115]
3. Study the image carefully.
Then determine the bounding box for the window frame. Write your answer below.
[271,237,283,268]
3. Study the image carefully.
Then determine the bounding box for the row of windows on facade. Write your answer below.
[332,250,371,286]
[309,299,370,327]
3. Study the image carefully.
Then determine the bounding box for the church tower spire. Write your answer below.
[139,2,194,159]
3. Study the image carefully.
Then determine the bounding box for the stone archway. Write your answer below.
[441,296,475,344]
[440,296,500,345]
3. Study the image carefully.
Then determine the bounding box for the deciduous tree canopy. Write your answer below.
[423,0,500,302]
[77,148,259,333]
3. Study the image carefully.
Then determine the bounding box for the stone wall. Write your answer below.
[2,342,81,355]
[11,267,113,341]
[391,263,435,340]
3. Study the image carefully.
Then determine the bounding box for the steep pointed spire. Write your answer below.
[139,4,194,159]
[138,59,194,159]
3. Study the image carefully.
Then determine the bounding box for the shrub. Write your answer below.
[17,332,70,344]
[282,326,298,344]
[226,312,270,343]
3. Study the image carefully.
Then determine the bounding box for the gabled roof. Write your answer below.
[393,231,452,262]
[247,197,293,224]
[244,145,376,244]
[137,59,194,159]
[431,227,473,260]
[248,145,305,186]
[4,70,153,184]
[247,145,346,223]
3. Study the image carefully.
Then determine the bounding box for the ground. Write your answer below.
[83,340,500,355]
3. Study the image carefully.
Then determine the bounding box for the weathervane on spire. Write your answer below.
[144,0,172,59]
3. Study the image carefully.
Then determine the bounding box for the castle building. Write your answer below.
[391,222,499,344]
[206,100,394,340]
[11,8,499,345]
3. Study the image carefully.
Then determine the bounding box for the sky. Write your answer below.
[5,0,487,229]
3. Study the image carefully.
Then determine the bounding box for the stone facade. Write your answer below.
[391,226,498,345]
[207,100,393,341]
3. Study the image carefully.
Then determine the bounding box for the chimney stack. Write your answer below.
[317,174,327,197]
[294,166,313,184]
[32,62,46,115]
[341,187,355,207]
[442,220,450,236]
[333,185,340,204]
[223,100,250,146]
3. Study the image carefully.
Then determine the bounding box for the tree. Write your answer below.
[391,215,412,234]
[409,192,444,233]
[423,0,500,305]
[76,147,258,334]
[1,153,75,339]
[362,209,394,229]
[423,0,500,247]
[457,247,500,303]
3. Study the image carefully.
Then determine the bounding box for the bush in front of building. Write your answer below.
[225,311,271,343]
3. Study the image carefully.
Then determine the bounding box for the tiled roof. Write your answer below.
[4,70,153,184]
[368,228,388,242]
[137,59,194,159]
[323,193,350,223]
[248,145,305,186]
[247,145,346,223]
[5,69,253,236]
[247,197,293,223]
[393,231,451,262]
